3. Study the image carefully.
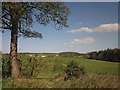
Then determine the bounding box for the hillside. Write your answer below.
[2,53,119,88]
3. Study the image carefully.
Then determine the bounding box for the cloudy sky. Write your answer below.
[2,2,118,53]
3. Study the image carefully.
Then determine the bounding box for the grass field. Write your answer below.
[2,53,120,88]
[3,74,119,88]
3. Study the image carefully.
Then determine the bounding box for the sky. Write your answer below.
[2,2,118,53]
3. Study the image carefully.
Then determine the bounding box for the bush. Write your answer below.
[2,58,11,78]
[20,57,39,77]
[64,61,85,80]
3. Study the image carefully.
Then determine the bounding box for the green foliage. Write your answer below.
[59,52,81,57]
[64,61,85,80]
[2,2,70,78]
[2,2,70,38]
[2,55,11,78]
[20,56,41,78]
[87,48,120,62]
[2,53,119,79]
[2,53,119,88]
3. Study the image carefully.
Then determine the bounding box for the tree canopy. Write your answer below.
[2,2,70,38]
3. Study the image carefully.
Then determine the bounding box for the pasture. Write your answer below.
[2,53,120,88]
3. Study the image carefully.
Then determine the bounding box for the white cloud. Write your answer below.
[68,27,93,33]
[68,23,118,33]
[64,37,95,47]
[96,23,118,32]
[71,37,95,45]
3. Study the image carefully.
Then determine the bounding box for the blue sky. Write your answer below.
[2,2,118,53]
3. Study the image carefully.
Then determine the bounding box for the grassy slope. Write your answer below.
[16,53,119,78]
[2,54,119,88]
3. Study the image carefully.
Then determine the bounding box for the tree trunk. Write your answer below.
[10,12,20,79]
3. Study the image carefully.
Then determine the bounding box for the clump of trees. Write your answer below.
[59,52,81,57]
[64,61,85,80]
[87,48,120,62]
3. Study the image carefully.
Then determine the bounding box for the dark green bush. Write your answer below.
[64,61,85,80]
[2,54,39,78]
[2,58,11,78]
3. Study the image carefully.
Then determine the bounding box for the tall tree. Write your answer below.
[2,2,70,78]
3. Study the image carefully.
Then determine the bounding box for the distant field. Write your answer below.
[2,53,120,88]
[3,53,119,76]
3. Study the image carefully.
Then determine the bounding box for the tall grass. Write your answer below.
[3,73,119,88]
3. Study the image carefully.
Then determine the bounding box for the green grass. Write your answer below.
[2,53,120,88]
[35,56,119,74]
[3,74,119,88]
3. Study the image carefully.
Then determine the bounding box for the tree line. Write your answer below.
[87,48,120,62]
[59,52,82,57]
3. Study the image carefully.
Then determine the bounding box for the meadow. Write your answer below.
[2,53,120,88]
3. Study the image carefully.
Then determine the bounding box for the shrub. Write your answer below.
[64,61,85,80]
[2,58,11,78]
[20,57,39,77]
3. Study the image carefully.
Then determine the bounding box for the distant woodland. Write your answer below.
[87,48,120,62]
